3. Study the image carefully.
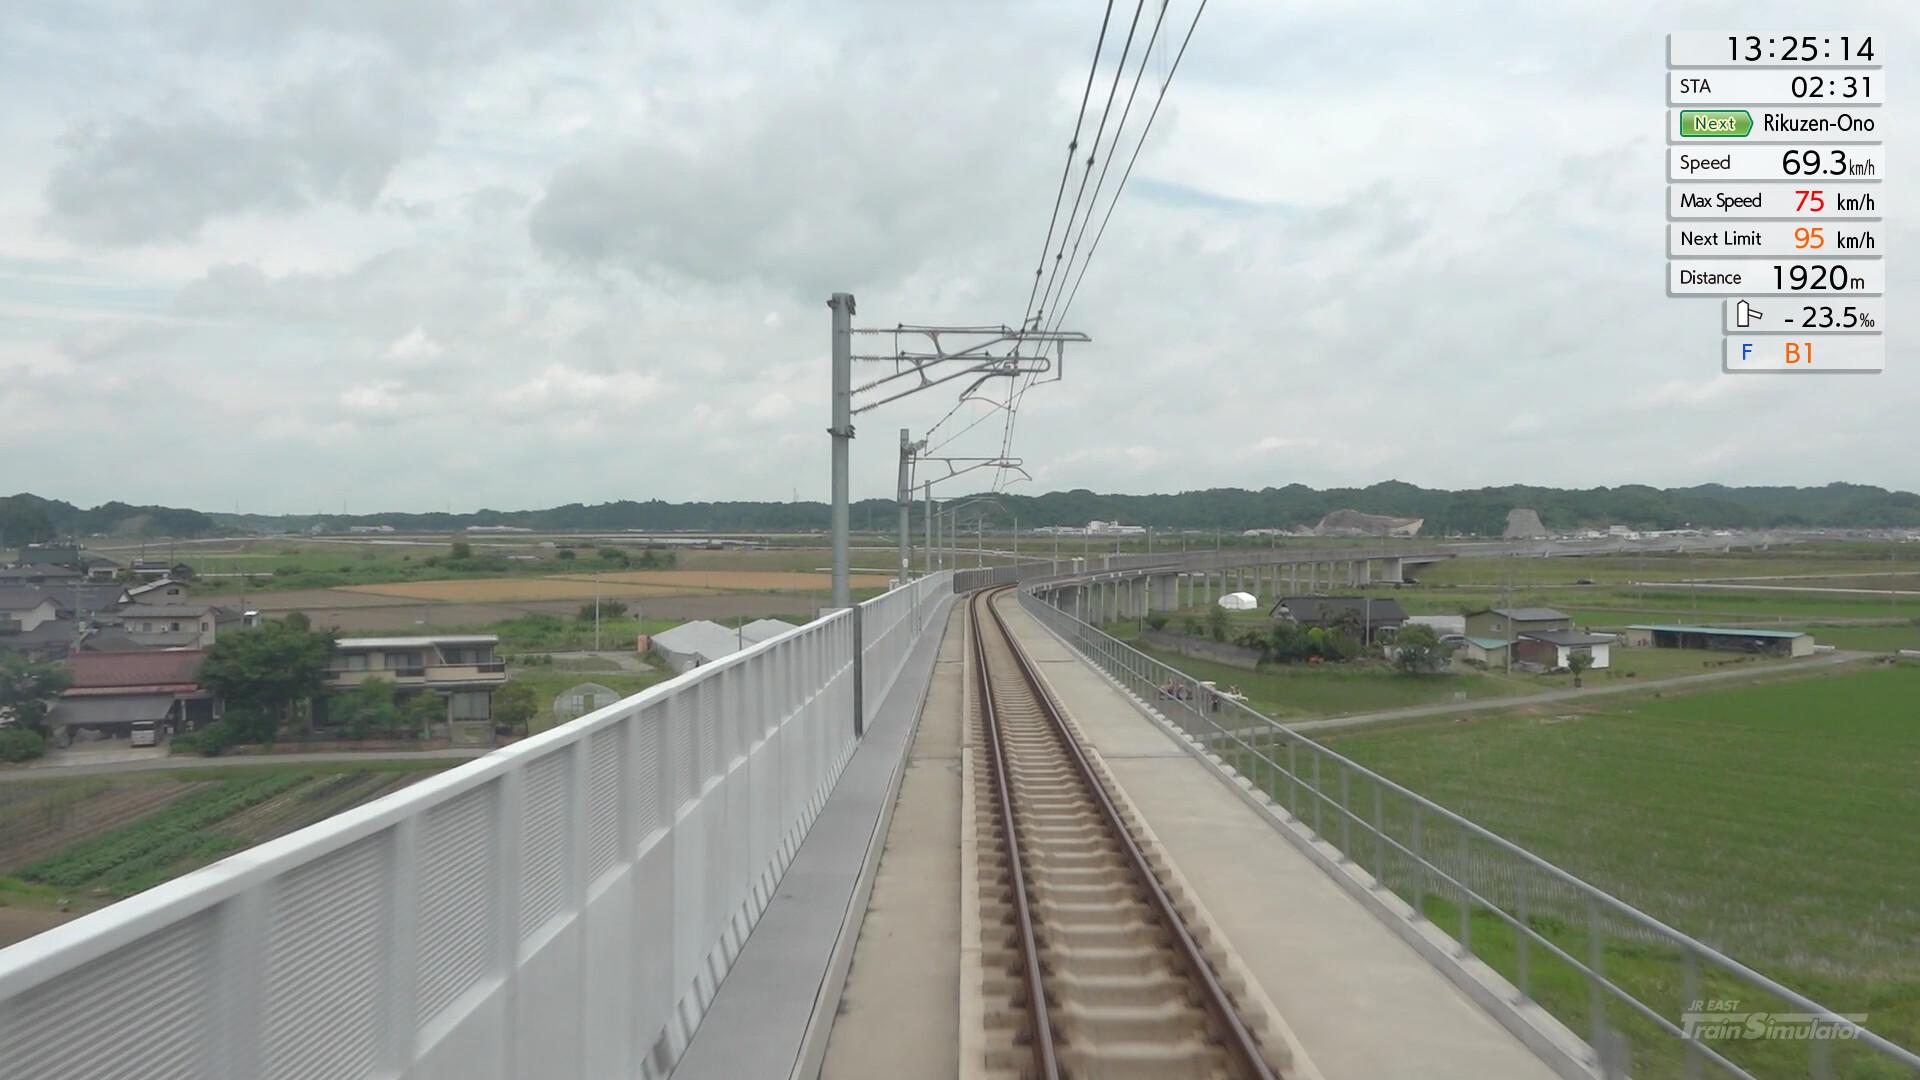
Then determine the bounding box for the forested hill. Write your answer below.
[6,482,1919,541]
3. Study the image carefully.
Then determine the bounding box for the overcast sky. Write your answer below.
[3,1,1914,514]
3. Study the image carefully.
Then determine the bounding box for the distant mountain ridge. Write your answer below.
[6,482,1919,541]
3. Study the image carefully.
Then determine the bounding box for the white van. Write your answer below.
[129,721,159,748]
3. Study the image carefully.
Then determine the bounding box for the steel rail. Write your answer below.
[977,586,1277,1080]
[970,588,1060,1080]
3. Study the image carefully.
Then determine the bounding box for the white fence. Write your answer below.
[0,572,953,1080]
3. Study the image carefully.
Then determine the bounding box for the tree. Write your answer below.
[0,655,72,737]
[555,548,576,561]
[402,692,445,738]
[598,546,630,565]
[1206,604,1230,642]
[1392,624,1453,675]
[0,496,55,546]
[449,540,473,560]
[492,682,538,736]
[196,620,336,743]
[283,611,312,631]
[1567,649,1594,688]
[332,679,401,740]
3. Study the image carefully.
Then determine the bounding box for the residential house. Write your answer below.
[127,578,191,605]
[47,583,134,623]
[1511,629,1614,670]
[9,544,118,581]
[320,634,508,729]
[49,649,215,744]
[0,564,82,586]
[128,559,193,582]
[116,603,222,648]
[1463,607,1573,640]
[1269,596,1410,643]
[0,588,61,633]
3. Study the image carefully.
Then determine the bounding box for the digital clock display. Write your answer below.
[1728,36,1873,63]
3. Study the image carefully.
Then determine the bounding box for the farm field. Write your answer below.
[0,763,453,946]
[334,568,891,603]
[1315,664,1920,1073]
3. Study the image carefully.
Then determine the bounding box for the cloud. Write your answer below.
[1,0,1916,514]
[43,65,432,244]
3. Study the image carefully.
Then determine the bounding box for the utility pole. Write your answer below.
[828,292,856,609]
[897,428,913,583]
[923,483,934,576]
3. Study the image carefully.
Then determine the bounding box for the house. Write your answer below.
[1512,629,1614,670]
[126,578,191,605]
[115,603,221,648]
[1624,624,1815,658]
[128,559,193,582]
[652,620,751,673]
[0,588,61,633]
[49,648,215,744]
[320,634,508,728]
[1270,596,1409,642]
[8,545,119,581]
[0,618,83,662]
[1454,636,1512,666]
[58,583,134,622]
[0,564,82,585]
[1464,607,1572,640]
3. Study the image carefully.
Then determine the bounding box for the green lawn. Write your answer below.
[1310,665,1920,1075]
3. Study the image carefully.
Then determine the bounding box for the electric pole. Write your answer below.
[824,294,1086,605]
[897,428,913,584]
[828,293,855,609]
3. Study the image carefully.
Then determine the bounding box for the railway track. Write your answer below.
[966,587,1283,1080]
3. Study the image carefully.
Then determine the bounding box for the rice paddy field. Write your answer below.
[1308,664,1920,1077]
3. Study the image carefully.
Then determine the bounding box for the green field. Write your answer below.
[1313,665,1920,1074]
[0,763,453,917]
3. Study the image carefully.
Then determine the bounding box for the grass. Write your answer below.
[1301,664,1920,1073]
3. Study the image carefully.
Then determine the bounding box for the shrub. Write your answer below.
[172,719,237,757]
[0,729,46,762]
[1145,614,1169,631]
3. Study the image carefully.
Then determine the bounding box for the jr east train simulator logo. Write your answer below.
[1683,1000,1868,1042]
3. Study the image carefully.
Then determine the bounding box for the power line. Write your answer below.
[997,0,1204,490]
[1017,0,1117,335]
[1030,0,1148,336]
[1049,0,1211,336]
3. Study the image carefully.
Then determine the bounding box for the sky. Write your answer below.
[1,0,1915,514]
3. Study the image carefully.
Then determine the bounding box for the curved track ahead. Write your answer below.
[968,587,1281,1079]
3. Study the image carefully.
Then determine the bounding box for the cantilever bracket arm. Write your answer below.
[915,455,1029,487]
[849,323,1089,416]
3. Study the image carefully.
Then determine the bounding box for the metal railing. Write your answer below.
[1016,587,1919,1080]
[0,573,953,1080]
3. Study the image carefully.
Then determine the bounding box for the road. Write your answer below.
[1189,650,1877,741]
[0,746,492,784]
